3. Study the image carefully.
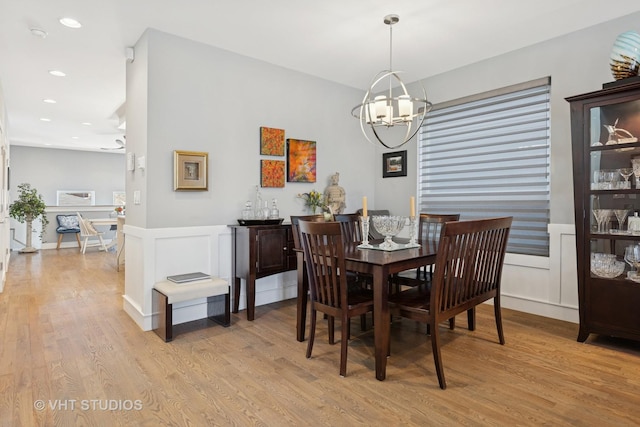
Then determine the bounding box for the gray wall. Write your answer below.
[9,146,125,205]
[126,29,377,230]
[9,145,125,243]
[375,11,640,226]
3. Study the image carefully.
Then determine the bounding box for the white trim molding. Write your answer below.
[122,224,297,331]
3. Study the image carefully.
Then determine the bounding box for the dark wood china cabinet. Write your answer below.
[567,78,640,343]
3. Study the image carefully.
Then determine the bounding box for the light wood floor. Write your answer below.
[1,249,640,426]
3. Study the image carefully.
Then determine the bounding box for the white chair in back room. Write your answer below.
[76,212,108,254]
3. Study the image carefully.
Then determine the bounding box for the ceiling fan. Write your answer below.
[101,137,126,151]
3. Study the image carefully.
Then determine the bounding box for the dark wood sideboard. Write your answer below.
[229,224,297,320]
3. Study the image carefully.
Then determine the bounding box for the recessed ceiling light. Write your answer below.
[59,17,82,29]
[40,118,51,122]
[71,136,79,140]
[30,28,48,38]
[81,122,92,126]
[49,70,66,77]
[43,99,56,104]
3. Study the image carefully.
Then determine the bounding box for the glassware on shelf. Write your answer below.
[602,170,618,189]
[371,215,406,250]
[614,209,630,232]
[624,245,640,279]
[632,160,640,189]
[592,170,604,190]
[591,253,625,278]
[592,209,612,233]
[242,201,254,220]
[269,198,279,219]
[254,185,264,219]
[619,168,633,189]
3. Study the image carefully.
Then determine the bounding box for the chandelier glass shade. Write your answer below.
[352,15,432,149]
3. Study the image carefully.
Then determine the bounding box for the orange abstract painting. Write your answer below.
[260,127,285,156]
[261,160,285,188]
[287,139,316,183]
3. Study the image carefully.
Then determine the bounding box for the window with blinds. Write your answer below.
[418,78,550,256]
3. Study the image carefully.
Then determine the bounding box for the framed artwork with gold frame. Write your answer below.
[174,150,208,191]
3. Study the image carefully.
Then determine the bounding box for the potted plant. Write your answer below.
[9,183,49,253]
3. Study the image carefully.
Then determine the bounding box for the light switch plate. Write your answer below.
[127,152,135,171]
[136,155,146,170]
[134,190,141,205]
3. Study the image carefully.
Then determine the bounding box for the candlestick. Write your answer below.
[406,215,420,248]
[358,216,372,248]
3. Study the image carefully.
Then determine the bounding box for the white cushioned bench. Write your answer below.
[152,277,230,342]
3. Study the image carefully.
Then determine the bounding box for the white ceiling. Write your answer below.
[1,0,639,152]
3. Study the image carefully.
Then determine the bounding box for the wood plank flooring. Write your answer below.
[1,248,640,426]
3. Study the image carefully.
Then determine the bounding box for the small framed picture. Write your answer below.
[174,150,208,191]
[382,150,407,178]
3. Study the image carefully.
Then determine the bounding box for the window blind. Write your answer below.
[418,78,550,256]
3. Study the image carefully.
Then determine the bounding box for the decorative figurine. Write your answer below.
[324,172,346,214]
[603,118,637,145]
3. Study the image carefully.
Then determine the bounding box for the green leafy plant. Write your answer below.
[9,183,49,237]
[297,190,325,213]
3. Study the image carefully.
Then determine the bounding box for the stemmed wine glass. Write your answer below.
[619,168,633,189]
[592,209,611,233]
[624,244,640,279]
[632,160,640,189]
[614,209,630,232]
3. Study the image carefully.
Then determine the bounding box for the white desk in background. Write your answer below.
[89,216,125,270]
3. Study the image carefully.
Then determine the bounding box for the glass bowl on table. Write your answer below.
[371,215,406,250]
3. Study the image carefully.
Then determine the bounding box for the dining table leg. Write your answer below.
[373,265,390,381]
[296,253,308,342]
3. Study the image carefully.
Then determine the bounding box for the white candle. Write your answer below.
[410,196,415,217]
[362,197,368,218]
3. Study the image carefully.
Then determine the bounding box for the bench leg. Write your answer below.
[208,290,231,327]
[152,289,173,342]
[56,234,63,249]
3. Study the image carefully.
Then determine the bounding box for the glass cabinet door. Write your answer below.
[588,99,640,282]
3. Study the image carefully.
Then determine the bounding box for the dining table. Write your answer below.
[296,238,438,381]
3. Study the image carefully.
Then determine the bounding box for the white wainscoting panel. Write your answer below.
[121,222,580,331]
[122,224,297,331]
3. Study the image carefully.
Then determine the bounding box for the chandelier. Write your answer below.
[352,14,432,149]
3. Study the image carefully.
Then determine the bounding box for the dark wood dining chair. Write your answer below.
[291,214,327,342]
[299,220,374,377]
[392,213,460,293]
[416,213,461,281]
[388,216,512,389]
[335,213,374,329]
[334,213,363,243]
